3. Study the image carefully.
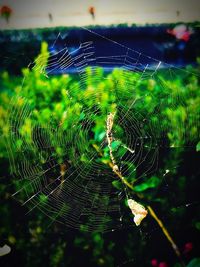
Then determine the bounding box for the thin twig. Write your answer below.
[147,206,184,263]
[91,112,185,266]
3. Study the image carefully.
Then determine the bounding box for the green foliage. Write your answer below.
[1,42,199,163]
[112,180,123,190]
[196,141,200,151]
[0,41,200,267]
[133,176,160,192]
[187,258,200,267]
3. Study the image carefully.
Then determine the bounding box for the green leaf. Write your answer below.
[196,141,200,152]
[121,161,136,182]
[117,146,127,157]
[39,194,48,203]
[111,140,121,150]
[79,112,85,120]
[195,221,200,230]
[93,233,101,243]
[94,130,106,142]
[133,176,160,192]
[112,180,122,190]
[187,258,200,267]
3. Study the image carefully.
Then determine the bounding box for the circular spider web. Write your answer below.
[5,28,200,232]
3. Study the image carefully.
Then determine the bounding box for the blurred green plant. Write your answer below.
[0,42,200,267]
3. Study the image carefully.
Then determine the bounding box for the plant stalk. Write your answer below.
[92,143,185,267]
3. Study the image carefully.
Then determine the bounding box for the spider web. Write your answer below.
[5,27,200,233]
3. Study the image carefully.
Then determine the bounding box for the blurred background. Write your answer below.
[1,0,200,28]
[0,1,200,267]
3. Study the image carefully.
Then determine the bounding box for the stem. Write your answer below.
[147,206,185,267]
[92,143,185,266]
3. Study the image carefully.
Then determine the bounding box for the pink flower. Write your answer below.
[159,262,168,267]
[167,24,193,42]
[151,259,158,267]
[183,242,193,254]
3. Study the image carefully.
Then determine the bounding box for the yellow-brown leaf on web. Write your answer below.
[127,199,148,226]
[106,112,119,172]
[106,112,115,134]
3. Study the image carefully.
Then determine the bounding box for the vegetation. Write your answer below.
[0,42,200,267]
